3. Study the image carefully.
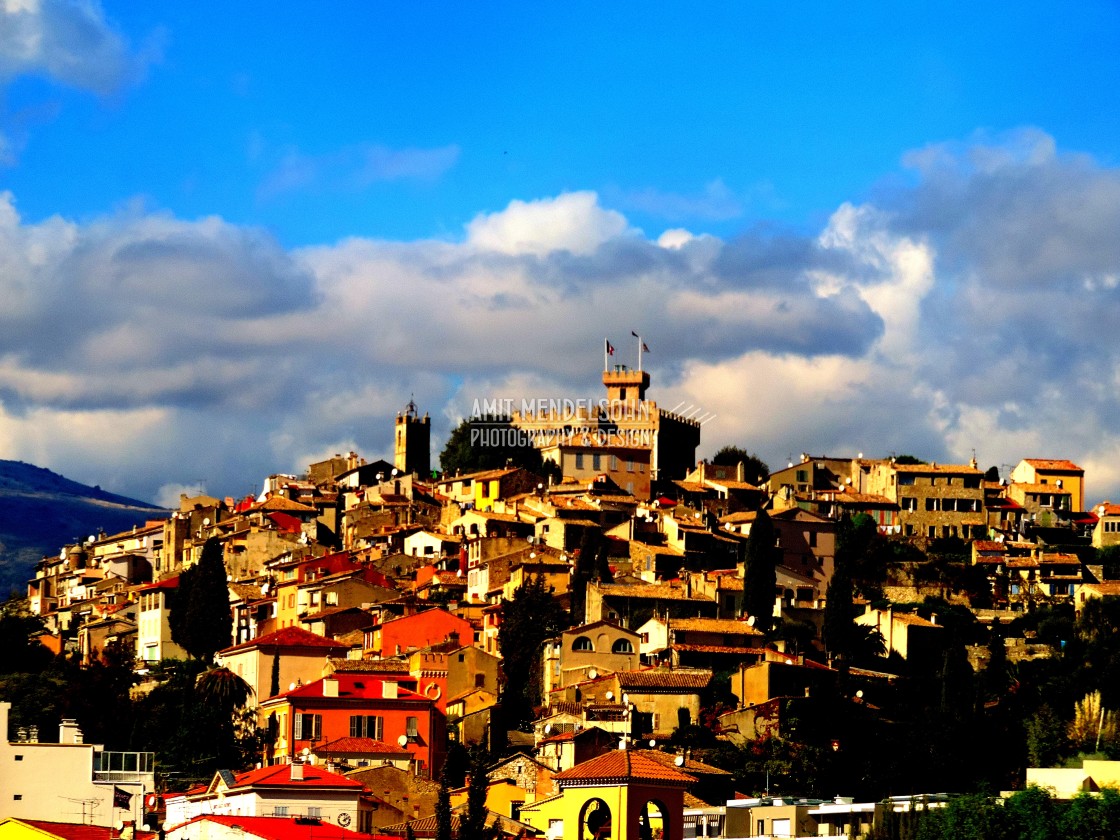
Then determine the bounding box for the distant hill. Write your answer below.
[0,459,168,597]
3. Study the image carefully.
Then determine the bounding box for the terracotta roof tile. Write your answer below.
[313,736,410,756]
[220,626,350,655]
[554,750,696,785]
[17,821,156,840]
[1022,459,1083,472]
[614,668,712,690]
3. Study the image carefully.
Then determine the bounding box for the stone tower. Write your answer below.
[394,399,431,477]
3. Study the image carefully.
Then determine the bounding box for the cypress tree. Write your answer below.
[744,509,778,634]
[170,538,233,662]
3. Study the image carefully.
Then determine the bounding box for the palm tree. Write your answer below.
[196,666,254,714]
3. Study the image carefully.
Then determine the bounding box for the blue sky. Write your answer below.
[4,1,1120,506]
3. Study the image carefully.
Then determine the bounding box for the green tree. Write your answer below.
[169,538,233,662]
[1025,703,1068,767]
[0,597,54,675]
[461,743,494,838]
[434,768,453,840]
[497,574,569,728]
[711,446,770,485]
[744,508,778,634]
[439,415,548,477]
[824,516,862,660]
[269,650,281,698]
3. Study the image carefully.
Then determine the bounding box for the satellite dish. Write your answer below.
[621,693,629,705]
[289,682,297,691]
[526,535,536,544]
[392,468,399,476]
[60,548,67,560]
[398,734,409,747]
[605,691,614,701]
[88,535,96,544]
[674,754,685,767]
[588,669,598,680]
[114,821,124,831]
[544,723,553,735]
[746,616,756,626]
[302,747,311,756]
[307,755,316,765]
[649,739,657,747]
[203,517,211,526]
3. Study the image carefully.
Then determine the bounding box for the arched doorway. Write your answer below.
[638,798,668,840]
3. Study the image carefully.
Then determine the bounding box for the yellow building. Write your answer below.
[1010,458,1085,513]
[517,749,693,840]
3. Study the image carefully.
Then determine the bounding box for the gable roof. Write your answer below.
[2,821,155,840]
[313,736,411,756]
[274,673,426,703]
[614,667,712,691]
[219,626,350,656]
[166,815,383,840]
[554,750,696,786]
[209,763,365,791]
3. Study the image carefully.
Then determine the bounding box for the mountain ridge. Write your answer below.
[0,459,167,597]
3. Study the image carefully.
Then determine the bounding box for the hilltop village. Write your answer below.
[7,364,1120,840]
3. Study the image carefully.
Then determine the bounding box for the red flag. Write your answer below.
[606,340,615,355]
[642,342,650,352]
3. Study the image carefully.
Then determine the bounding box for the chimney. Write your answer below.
[383,681,399,699]
[291,760,305,781]
[323,677,339,698]
[59,719,83,744]
[28,725,38,743]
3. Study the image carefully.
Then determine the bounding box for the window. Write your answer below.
[274,806,288,817]
[350,715,383,740]
[14,755,22,761]
[639,462,645,473]
[610,455,619,471]
[294,713,322,741]
[308,807,321,818]
[808,530,817,548]
[898,475,915,486]
[795,469,808,483]
[13,795,22,801]
[572,635,594,651]
[925,498,938,511]
[612,638,634,654]
[406,716,419,737]
[627,460,634,473]
[592,454,601,471]
[575,453,584,470]
[325,592,338,606]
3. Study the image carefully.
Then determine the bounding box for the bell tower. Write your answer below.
[394,399,430,477]
[602,365,650,406]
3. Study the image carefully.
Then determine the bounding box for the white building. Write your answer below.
[0,701,154,827]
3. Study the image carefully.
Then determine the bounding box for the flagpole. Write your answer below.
[604,338,608,372]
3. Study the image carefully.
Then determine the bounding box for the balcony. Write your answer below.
[93,750,155,783]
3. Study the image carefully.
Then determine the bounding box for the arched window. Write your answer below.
[612,638,634,654]
[579,797,612,840]
[572,635,594,651]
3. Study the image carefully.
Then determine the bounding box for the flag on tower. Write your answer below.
[605,339,615,355]
[642,342,650,353]
[631,330,639,338]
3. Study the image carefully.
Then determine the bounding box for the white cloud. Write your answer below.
[0,0,152,94]
[465,191,630,256]
[9,134,1120,507]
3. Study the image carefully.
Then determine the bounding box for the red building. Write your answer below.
[259,674,445,778]
[364,608,474,658]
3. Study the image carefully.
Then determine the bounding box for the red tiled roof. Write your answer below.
[220,626,350,655]
[1022,459,1083,472]
[222,763,365,790]
[16,821,156,840]
[168,815,383,840]
[275,673,425,703]
[554,750,696,785]
[251,496,319,513]
[313,736,410,756]
[614,668,712,690]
